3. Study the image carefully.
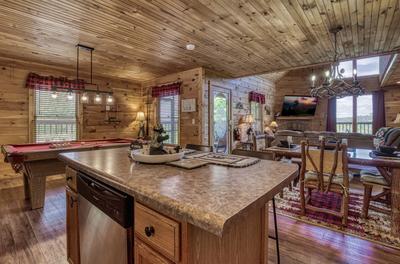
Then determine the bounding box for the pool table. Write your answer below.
[1,138,133,209]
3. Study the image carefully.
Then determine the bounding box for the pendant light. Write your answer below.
[81,93,88,103]
[67,89,73,100]
[106,93,114,104]
[51,87,58,99]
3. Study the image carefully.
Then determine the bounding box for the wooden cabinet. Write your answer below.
[66,186,80,264]
[134,202,181,263]
[135,238,173,264]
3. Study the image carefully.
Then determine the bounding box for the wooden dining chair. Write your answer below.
[299,140,351,226]
[185,144,213,152]
[360,169,391,218]
[252,134,267,151]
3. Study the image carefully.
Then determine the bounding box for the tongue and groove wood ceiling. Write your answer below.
[0,0,399,82]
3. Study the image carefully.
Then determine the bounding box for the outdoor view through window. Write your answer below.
[336,95,373,134]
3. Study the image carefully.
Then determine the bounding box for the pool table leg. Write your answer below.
[29,176,46,210]
[23,173,30,200]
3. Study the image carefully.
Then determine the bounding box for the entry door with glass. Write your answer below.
[211,86,231,153]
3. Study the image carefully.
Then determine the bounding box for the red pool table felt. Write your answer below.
[3,138,132,154]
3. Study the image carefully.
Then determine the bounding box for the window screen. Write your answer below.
[35,90,77,142]
[159,95,179,144]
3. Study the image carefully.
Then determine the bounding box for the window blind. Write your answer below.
[35,90,77,142]
[159,95,179,144]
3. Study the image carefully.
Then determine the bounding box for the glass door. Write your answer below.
[211,86,231,153]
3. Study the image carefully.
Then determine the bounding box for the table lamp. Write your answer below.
[243,114,254,142]
[136,111,146,138]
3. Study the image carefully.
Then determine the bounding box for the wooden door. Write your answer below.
[134,238,172,264]
[66,186,80,264]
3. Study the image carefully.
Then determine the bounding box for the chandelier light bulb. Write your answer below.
[353,68,357,76]
[325,70,330,77]
[311,75,316,81]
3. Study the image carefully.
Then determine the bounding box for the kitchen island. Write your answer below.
[59,147,298,264]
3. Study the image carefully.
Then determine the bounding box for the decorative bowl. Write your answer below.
[130,149,185,164]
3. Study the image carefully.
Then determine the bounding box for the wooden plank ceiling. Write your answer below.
[0,0,399,82]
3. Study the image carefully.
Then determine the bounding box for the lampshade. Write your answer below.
[394,113,400,124]
[269,121,278,128]
[135,111,145,122]
[243,114,254,124]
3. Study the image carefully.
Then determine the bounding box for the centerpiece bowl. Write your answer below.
[130,149,184,164]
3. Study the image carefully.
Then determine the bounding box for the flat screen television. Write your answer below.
[281,95,318,116]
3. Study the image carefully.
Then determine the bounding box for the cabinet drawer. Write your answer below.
[65,166,77,191]
[134,238,173,264]
[135,203,180,262]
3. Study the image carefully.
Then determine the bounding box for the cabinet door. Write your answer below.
[135,238,172,264]
[66,187,80,264]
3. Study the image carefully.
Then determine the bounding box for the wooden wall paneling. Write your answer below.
[142,67,204,146]
[0,63,143,189]
[0,1,399,81]
[204,69,276,146]
[274,67,380,131]
[384,88,400,126]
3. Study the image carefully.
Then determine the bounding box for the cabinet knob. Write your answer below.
[144,226,155,237]
[66,176,72,181]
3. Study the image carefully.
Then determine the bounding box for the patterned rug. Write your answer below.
[274,187,400,249]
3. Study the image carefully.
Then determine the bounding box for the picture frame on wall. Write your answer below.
[181,98,196,112]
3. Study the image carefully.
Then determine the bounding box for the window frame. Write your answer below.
[338,56,380,80]
[157,94,180,145]
[336,94,373,135]
[30,89,79,143]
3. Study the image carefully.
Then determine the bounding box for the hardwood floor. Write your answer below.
[1,180,400,264]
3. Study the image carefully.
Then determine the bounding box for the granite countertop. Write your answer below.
[59,147,298,236]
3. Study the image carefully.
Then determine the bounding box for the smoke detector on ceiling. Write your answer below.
[186,43,195,50]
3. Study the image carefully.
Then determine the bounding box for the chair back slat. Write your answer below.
[301,139,348,192]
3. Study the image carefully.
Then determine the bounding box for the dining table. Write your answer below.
[265,145,400,238]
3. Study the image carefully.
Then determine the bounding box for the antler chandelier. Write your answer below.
[310,26,365,98]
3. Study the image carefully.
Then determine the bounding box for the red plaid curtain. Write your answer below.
[151,82,181,98]
[249,91,265,104]
[25,73,85,90]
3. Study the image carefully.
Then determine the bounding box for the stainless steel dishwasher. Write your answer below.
[77,172,133,264]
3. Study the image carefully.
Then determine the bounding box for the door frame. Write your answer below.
[209,84,232,153]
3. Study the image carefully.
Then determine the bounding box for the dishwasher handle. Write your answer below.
[77,172,133,228]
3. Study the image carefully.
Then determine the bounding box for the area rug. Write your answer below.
[274,187,400,249]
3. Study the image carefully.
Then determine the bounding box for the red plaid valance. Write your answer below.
[151,82,181,98]
[25,73,85,90]
[249,91,265,104]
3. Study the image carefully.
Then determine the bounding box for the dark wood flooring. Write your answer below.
[1,180,400,264]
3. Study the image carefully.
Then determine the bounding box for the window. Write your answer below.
[356,57,379,77]
[336,95,373,134]
[34,90,77,142]
[338,60,353,78]
[159,95,179,144]
[250,101,262,132]
[337,56,380,79]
